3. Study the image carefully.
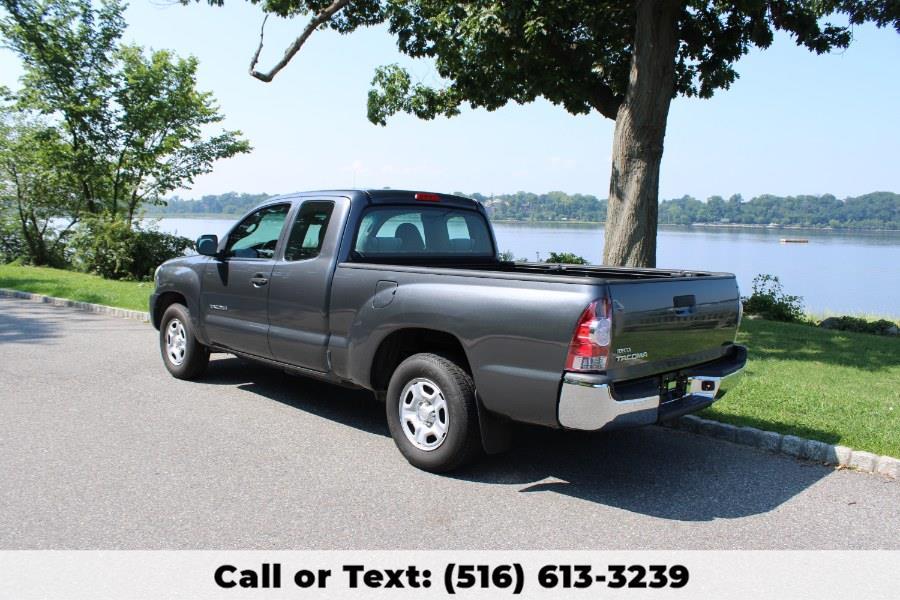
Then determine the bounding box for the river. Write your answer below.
[149,217,900,317]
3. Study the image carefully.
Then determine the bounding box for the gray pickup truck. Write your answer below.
[150,190,746,471]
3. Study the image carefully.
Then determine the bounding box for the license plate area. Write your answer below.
[659,373,687,403]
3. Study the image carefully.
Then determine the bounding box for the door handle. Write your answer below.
[250,274,269,287]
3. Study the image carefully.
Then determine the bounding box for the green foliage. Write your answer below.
[818,315,899,336]
[496,249,516,262]
[742,274,805,323]
[190,1,898,123]
[367,64,461,126]
[362,1,898,124]
[0,0,251,224]
[69,218,193,280]
[476,191,608,223]
[546,252,589,265]
[0,215,26,262]
[0,112,79,266]
[151,192,277,216]
[151,190,900,229]
[658,192,900,229]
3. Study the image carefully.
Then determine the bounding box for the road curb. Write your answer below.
[0,288,150,322]
[662,415,899,479]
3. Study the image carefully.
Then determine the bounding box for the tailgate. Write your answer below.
[606,276,741,380]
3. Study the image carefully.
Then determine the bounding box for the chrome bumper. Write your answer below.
[557,367,743,432]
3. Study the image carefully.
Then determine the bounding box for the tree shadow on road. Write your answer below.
[200,356,832,523]
[0,302,60,344]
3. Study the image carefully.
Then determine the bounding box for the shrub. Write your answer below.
[546,252,589,264]
[742,274,804,322]
[0,215,71,267]
[70,218,193,280]
[818,316,898,336]
[0,217,26,263]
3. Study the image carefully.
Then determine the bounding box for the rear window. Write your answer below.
[353,207,494,258]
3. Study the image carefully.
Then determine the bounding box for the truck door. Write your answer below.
[200,203,291,358]
[267,199,344,372]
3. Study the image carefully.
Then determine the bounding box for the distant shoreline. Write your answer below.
[488,220,900,232]
[142,214,900,233]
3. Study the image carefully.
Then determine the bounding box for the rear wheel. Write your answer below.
[386,353,482,472]
[159,303,209,380]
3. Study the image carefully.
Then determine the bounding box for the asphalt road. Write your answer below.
[1,296,898,550]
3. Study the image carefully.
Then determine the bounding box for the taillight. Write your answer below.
[415,192,440,202]
[565,298,611,372]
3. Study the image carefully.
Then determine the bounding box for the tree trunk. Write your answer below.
[602,0,680,268]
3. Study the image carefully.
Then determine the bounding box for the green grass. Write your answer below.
[1,264,897,456]
[703,318,900,457]
[0,264,151,312]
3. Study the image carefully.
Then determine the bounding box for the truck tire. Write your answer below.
[159,303,209,380]
[385,353,482,472]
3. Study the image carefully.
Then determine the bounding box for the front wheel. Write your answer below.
[159,303,209,380]
[385,353,482,472]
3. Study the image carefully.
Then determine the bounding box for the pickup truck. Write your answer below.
[150,190,746,472]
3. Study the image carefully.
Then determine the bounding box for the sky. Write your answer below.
[1,1,898,200]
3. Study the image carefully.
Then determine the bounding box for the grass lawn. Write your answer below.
[704,317,900,457]
[0,263,151,312]
[1,263,897,456]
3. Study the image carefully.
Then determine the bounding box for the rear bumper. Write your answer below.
[557,344,747,431]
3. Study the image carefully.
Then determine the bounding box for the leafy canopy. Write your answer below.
[1,0,251,219]
[201,1,899,123]
[369,0,899,123]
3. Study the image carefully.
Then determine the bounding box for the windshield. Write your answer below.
[352,206,495,259]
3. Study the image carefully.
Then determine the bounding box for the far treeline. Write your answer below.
[156,191,900,230]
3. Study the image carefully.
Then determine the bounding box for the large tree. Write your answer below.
[202,0,897,267]
[1,0,251,227]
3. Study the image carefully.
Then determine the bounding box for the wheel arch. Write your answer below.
[369,328,471,395]
[369,327,511,455]
[152,291,189,329]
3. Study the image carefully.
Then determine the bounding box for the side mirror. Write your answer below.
[197,234,219,257]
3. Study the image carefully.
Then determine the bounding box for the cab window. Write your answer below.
[353,207,494,257]
[284,202,334,261]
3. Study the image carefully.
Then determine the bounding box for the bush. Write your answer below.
[69,218,193,280]
[742,274,804,322]
[0,217,26,263]
[546,252,589,264]
[818,316,898,336]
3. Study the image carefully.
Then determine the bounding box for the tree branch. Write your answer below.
[589,84,624,120]
[249,0,351,83]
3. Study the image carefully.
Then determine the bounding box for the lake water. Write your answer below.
[150,217,900,317]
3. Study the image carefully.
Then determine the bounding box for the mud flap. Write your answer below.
[476,393,512,454]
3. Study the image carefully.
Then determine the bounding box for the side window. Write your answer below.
[225,204,290,259]
[284,201,334,261]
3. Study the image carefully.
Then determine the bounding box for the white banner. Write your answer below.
[0,551,897,600]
